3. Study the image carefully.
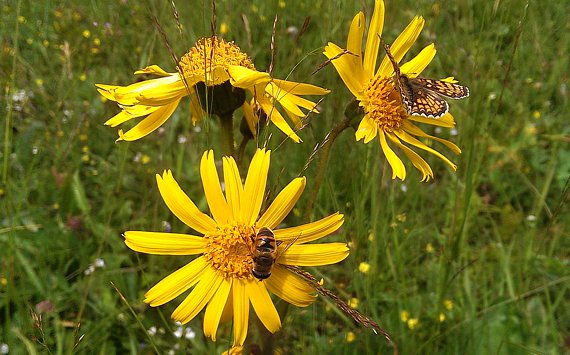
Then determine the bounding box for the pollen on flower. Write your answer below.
[203,224,256,279]
[362,77,407,132]
[178,37,255,86]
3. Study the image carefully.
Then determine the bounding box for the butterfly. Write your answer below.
[382,42,469,118]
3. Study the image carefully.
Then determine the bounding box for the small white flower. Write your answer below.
[526,215,536,222]
[185,327,196,340]
[32,147,39,155]
[94,258,105,268]
[84,264,95,275]
[173,326,183,339]
[450,128,458,136]
[0,343,9,354]
[177,135,188,144]
[147,326,157,336]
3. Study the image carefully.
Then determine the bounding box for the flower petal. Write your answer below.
[393,129,457,170]
[172,267,224,324]
[200,150,230,225]
[265,265,316,307]
[242,149,271,225]
[271,79,330,96]
[408,112,455,128]
[363,0,385,78]
[279,243,349,266]
[203,277,232,341]
[274,212,344,244]
[355,115,378,143]
[257,177,306,228]
[232,279,250,346]
[117,98,181,141]
[223,156,244,223]
[257,96,302,143]
[144,256,207,307]
[385,132,434,182]
[400,43,436,78]
[379,130,406,180]
[246,279,281,333]
[124,231,205,255]
[402,120,461,154]
[134,65,172,76]
[157,170,217,234]
[377,16,425,78]
[228,66,271,88]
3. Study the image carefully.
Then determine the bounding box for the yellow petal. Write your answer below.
[203,277,232,341]
[223,156,244,223]
[363,0,385,78]
[124,231,205,255]
[402,121,462,154]
[242,149,271,225]
[393,129,457,170]
[241,101,258,137]
[104,106,158,127]
[385,132,433,182]
[265,265,316,307]
[274,212,344,244]
[245,279,281,333]
[279,243,349,266]
[200,150,230,225]
[271,79,330,95]
[323,42,364,97]
[400,43,436,78]
[379,130,406,180]
[355,115,378,143]
[157,170,217,234]
[257,96,301,143]
[257,177,306,228]
[172,267,223,324]
[134,65,172,76]
[232,279,250,346]
[228,65,271,88]
[117,98,181,141]
[144,256,207,307]
[408,112,455,128]
[377,16,425,78]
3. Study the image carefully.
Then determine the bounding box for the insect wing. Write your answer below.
[412,78,470,99]
[408,86,449,118]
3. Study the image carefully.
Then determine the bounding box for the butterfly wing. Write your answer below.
[412,78,470,99]
[408,86,449,118]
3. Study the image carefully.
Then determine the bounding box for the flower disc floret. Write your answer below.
[362,77,407,132]
[203,224,255,279]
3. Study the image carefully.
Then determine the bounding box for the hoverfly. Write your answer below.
[250,227,297,280]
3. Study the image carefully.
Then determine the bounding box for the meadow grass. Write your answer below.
[1,0,569,354]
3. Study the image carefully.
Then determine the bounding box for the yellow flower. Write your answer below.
[443,299,453,310]
[124,149,348,347]
[97,36,328,142]
[358,261,370,273]
[324,0,461,181]
[407,318,419,329]
[438,312,445,322]
[346,331,356,343]
[400,310,410,322]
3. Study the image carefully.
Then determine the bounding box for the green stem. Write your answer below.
[218,112,235,157]
[304,116,353,220]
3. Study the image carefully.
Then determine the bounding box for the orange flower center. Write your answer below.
[361,77,407,132]
[203,224,255,279]
[178,36,255,86]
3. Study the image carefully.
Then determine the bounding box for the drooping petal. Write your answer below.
[117,98,181,141]
[379,130,406,180]
[279,243,349,266]
[257,95,302,143]
[124,231,205,255]
[402,120,461,154]
[377,16,425,78]
[407,112,456,128]
[172,267,224,324]
[257,177,306,228]
[144,256,207,307]
[245,279,281,333]
[271,79,330,96]
[242,149,271,225]
[232,279,250,346]
[203,277,232,341]
[393,129,457,170]
[228,65,272,88]
[104,105,159,127]
[265,265,316,307]
[200,150,230,225]
[134,65,172,76]
[385,132,434,182]
[355,115,379,143]
[274,212,344,244]
[363,0,385,78]
[223,156,244,223]
[157,170,217,234]
[400,43,436,78]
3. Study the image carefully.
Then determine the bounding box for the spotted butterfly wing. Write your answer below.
[406,85,449,118]
[411,78,470,99]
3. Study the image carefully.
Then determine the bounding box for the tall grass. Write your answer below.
[1,0,568,353]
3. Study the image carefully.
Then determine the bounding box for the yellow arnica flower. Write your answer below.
[97,36,328,142]
[324,0,461,181]
[124,148,348,347]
